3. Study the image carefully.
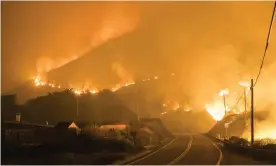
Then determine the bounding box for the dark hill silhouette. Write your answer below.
[10,89,138,125]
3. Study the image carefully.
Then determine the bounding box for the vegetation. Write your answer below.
[2,89,138,125]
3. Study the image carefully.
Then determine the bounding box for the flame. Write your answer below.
[242,125,276,142]
[255,128,276,140]
[206,102,230,121]
[162,101,180,111]
[206,88,232,121]
[32,73,137,95]
[73,89,82,95]
[33,75,46,87]
[89,89,99,94]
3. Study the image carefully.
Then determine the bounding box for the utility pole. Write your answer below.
[222,93,227,139]
[76,98,79,117]
[250,79,254,146]
[244,87,247,123]
[223,94,227,117]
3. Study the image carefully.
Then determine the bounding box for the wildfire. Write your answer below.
[255,129,276,140]
[206,81,276,141]
[33,75,46,87]
[162,101,180,111]
[32,75,137,96]
[206,102,230,121]
[73,89,82,95]
[31,71,177,97]
[89,89,99,94]
[205,89,231,121]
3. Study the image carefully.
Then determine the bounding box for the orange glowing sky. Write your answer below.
[2,1,276,94]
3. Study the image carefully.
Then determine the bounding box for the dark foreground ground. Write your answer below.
[2,134,275,165]
[1,137,145,165]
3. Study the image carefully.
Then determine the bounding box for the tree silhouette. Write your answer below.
[18,88,138,125]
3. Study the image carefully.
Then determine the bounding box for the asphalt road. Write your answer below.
[129,136,191,165]
[129,134,272,165]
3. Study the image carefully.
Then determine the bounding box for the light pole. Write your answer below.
[73,90,81,119]
[219,89,229,140]
[219,89,229,117]
[244,87,246,118]
[223,94,227,117]
[250,79,254,146]
[239,82,250,127]
[76,97,79,117]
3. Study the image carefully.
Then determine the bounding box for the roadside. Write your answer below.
[210,137,275,165]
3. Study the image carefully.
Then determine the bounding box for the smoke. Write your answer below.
[178,44,244,110]
[2,2,140,92]
[111,62,134,83]
[252,62,276,139]
[34,3,139,80]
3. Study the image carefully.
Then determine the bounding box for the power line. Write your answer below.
[254,1,276,87]
[229,89,250,112]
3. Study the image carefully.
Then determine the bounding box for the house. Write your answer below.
[52,121,81,142]
[55,121,81,133]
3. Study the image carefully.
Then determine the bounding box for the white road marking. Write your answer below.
[167,135,193,165]
[128,138,177,165]
[212,140,223,165]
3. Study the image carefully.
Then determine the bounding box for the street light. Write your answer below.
[73,89,82,119]
[219,89,229,117]
[239,82,250,118]
[219,89,229,140]
[239,81,250,136]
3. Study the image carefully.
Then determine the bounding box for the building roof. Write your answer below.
[55,121,79,129]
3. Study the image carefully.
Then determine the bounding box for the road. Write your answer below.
[129,134,272,165]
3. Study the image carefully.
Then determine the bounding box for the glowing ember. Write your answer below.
[162,101,180,111]
[73,89,82,95]
[31,72,176,99]
[125,81,135,86]
[89,89,99,94]
[161,112,167,115]
[33,76,47,87]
